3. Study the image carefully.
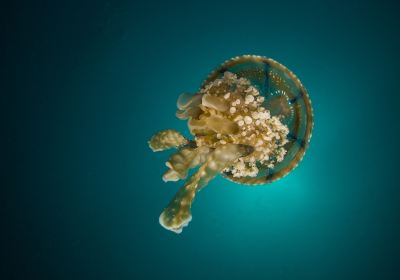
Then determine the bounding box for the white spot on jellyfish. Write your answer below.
[245,95,254,104]
[244,116,252,124]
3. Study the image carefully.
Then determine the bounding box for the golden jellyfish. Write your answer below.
[149,55,313,233]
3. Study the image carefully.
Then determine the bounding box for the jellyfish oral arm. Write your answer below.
[148,129,188,152]
[159,144,253,234]
[162,145,210,182]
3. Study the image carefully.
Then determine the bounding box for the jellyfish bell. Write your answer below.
[201,55,313,185]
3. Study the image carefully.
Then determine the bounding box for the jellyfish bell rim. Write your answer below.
[200,55,314,186]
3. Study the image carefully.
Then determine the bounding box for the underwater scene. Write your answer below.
[5,0,400,279]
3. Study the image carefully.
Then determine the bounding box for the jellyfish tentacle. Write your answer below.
[162,145,211,182]
[176,93,203,120]
[148,129,188,152]
[159,143,254,233]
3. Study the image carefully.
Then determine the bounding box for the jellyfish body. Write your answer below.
[148,55,313,233]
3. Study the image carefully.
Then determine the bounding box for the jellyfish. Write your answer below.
[148,55,313,233]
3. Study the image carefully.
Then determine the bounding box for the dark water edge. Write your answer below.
[4,0,400,279]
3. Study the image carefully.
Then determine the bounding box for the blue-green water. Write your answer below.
[5,0,400,279]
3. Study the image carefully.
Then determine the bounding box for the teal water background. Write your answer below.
[5,0,400,279]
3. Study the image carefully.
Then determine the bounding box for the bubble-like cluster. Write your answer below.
[187,72,289,177]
